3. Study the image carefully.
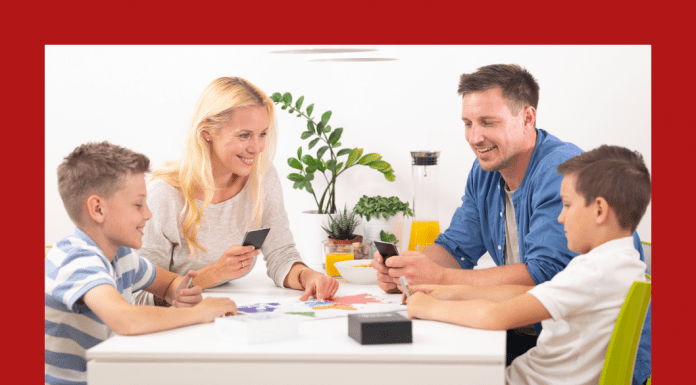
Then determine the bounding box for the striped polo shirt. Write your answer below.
[45,227,156,385]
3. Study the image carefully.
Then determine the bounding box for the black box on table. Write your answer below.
[348,312,412,345]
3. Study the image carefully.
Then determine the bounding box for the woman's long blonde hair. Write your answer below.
[150,77,277,257]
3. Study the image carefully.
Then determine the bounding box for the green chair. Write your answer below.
[599,277,652,385]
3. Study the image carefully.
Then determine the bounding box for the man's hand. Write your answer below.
[171,270,203,308]
[299,271,339,301]
[384,251,447,286]
[371,250,401,294]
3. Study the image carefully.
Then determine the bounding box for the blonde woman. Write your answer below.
[135,77,339,306]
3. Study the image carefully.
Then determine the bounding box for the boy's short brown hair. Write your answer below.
[556,145,651,233]
[57,141,150,225]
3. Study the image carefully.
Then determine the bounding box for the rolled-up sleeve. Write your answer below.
[435,165,488,269]
[521,158,576,285]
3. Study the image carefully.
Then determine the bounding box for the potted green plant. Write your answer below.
[353,195,413,255]
[270,91,397,266]
[321,205,363,245]
[270,92,396,215]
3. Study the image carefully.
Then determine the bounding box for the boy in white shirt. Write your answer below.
[404,145,651,385]
[45,142,238,385]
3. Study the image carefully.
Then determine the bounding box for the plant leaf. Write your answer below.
[297,146,302,160]
[368,160,391,171]
[384,172,396,182]
[358,153,382,165]
[346,148,363,166]
[306,103,314,117]
[321,110,332,125]
[328,127,343,145]
[295,96,304,110]
[288,173,304,182]
[305,182,314,194]
[326,159,337,171]
[301,154,315,166]
[308,137,321,149]
[288,158,303,170]
[270,92,282,103]
[300,131,313,140]
[282,92,292,105]
[306,120,315,134]
[316,146,329,160]
[306,164,317,173]
[336,148,352,157]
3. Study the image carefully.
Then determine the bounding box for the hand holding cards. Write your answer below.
[242,228,271,249]
[374,240,399,262]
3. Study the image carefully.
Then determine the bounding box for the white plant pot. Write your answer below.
[363,213,405,255]
[298,210,330,268]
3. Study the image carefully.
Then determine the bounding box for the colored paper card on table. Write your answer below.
[215,313,299,344]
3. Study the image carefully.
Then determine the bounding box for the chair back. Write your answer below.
[599,279,652,385]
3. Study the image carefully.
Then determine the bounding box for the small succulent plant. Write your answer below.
[380,230,399,245]
[322,205,361,240]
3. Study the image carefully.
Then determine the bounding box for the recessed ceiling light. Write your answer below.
[308,58,398,62]
[269,48,378,54]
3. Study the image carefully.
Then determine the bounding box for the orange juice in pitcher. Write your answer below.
[408,220,441,251]
[409,151,441,251]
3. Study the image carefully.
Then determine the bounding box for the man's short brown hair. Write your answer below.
[57,141,150,225]
[556,145,651,233]
[458,64,540,120]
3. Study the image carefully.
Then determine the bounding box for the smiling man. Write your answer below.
[372,64,650,384]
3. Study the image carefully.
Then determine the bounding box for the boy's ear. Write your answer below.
[594,197,610,225]
[86,195,107,224]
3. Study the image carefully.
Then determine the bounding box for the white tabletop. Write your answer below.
[87,258,506,384]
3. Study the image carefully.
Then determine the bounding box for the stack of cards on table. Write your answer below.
[215,313,299,344]
[348,312,412,345]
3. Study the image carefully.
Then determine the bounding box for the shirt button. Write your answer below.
[461,257,465,261]
[500,212,503,217]
[498,245,502,250]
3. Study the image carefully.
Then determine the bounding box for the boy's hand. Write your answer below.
[171,270,203,308]
[405,291,439,320]
[195,297,238,323]
[299,271,339,301]
[401,284,459,303]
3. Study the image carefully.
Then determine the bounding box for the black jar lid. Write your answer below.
[410,151,440,165]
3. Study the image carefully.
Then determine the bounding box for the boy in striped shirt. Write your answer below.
[45,142,238,385]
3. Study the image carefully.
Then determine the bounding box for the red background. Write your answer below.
[4,0,687,382]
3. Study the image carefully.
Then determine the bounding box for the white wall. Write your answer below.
[45,45,651,251]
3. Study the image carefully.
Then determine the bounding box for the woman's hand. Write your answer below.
[299,270,339,301]
[211,244,260,283]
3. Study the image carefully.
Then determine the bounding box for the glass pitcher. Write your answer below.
[408,151,441,251]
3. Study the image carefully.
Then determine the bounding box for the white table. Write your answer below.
[87,260,506,385]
